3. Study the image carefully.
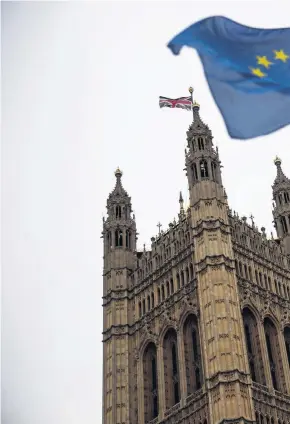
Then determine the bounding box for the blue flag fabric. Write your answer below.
[167,16,290,139]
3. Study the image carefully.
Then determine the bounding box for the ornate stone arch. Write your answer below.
[241,302,261,321]
[179,308,199,331]
[159,323,178,346]
[139,336,159,359]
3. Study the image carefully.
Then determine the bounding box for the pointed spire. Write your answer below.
[178,191,185,220]
[273,157,290,186]
[109,167,128,197]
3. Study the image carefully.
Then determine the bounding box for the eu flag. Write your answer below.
[167,16,290,140]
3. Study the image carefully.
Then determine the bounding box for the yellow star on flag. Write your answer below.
[273,49,289,62]
[256,55,273,69]
[250,67,266,78]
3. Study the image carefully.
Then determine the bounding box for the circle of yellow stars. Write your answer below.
[249,49,289,78]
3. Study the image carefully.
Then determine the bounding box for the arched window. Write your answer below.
[281,216,288,234]
[107,231,112,251]
[170,278,174,293]
[239,262,243,276]
[171,344,180,404]
[211,161,217,181]
[139,301,142,317]
[176,273,180,289]
[181,271,185,286]
[115,229,123,247]
[151,292,155,308]
[197,137,204,150]
[166,281,170,296]
[142,299,146,314]
[183,314,203,394]
[186,267,189,284]
[163,329,180,408]
[248,266,252,280]
[126,230,131,248]
[284,326,290,367]
[264,318,286,392]
[189,263,194,280]
[278,194,283,205]
[157,288,161,303]
[200,160,208,178]
[161,285,165,300]
[143,343,158,422]
[284,192,290,203]
[244,264,248,279]
[242,308,266,385]
[244,323,256,381]
[192,164,198,182]
[147,295,151,310]
[116,205,121,218]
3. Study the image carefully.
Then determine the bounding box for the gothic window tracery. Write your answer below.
[143,342,158,422]
[200,160,208,179]
[183,314,203,394]
[242,308,266,385]
[163,329,180,408]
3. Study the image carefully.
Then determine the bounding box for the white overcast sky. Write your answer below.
[2,1,290,423]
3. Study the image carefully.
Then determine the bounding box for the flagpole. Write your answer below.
[188,86,194,119]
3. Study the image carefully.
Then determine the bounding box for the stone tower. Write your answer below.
[272,157,290,255]
[185,102,255,423]
[102,168,137,424]
[102,104,290,424]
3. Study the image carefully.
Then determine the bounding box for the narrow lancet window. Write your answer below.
[116,205,121,219]
[198,137,204,150]
[126,230,131,248]
[115,229,123,247]
[281,216,288,234]
[200,160,208,178]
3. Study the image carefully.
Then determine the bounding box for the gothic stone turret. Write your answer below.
[102,168,137,424]
[272,157,290,255]
[185,102,255,424]
[102,105,290,424]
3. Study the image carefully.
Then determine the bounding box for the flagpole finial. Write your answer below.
[188,87,194,94]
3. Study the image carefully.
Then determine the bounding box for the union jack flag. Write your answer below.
[159,96,192,110]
